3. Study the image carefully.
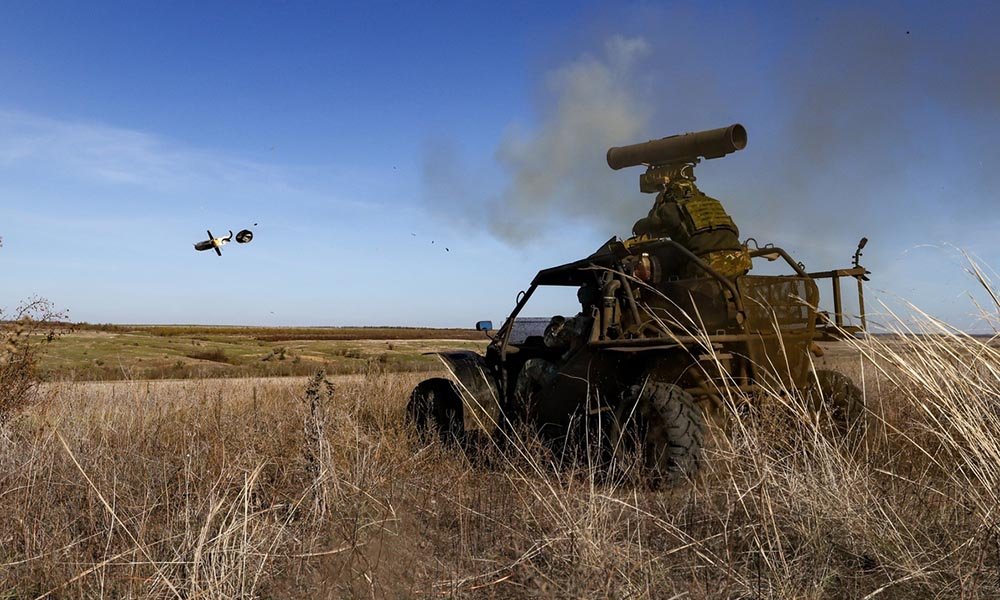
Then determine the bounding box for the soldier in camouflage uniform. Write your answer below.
[514,358,557,418]
[631,180,751,279]
[513,313,592,417]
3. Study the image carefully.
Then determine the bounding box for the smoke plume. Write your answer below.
[423,35,654,242]
[424,3,1000,270]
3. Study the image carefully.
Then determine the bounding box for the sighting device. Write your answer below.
[607,123,747,193]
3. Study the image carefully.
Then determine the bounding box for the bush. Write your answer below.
[0,298,64,423]
[185,348,232,364]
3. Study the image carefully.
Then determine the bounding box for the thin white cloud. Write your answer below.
[0,110,254,189]
[0,109,379,213]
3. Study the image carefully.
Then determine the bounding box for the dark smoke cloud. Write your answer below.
[423,3,1000,270]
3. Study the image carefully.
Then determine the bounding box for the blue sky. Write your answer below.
[1,1,999,330]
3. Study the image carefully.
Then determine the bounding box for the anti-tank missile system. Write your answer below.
[606,123,747,170]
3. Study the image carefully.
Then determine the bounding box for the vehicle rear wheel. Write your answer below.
[406,378,464,444]
[807,369,866,437]
[639,381,705,486]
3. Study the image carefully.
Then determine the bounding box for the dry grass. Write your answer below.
[70,323,488,341]
[4,283,1000,597]
[36,329,488,381]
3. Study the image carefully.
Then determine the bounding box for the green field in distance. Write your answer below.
[37,324,490,381]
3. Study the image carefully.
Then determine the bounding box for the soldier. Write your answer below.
[513,312,592,418]
[542,313,591,353]
[631,179,750,279]
[514,357,557,419]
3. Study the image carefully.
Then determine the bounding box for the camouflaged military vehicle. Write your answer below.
[407,124,870,484]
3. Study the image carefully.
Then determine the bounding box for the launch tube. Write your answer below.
[606,123,747,170]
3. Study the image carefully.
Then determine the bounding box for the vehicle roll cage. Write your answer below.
[494,238,869,361]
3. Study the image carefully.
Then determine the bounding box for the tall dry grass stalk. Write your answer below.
[302,371,334,517]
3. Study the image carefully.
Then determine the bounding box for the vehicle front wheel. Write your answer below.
[406,378,464,444]
[639,381,705,486]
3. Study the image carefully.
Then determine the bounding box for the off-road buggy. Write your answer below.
[407,124,870,483]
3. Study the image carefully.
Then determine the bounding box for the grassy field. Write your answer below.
[4,317,1000,597]
[35,325,490,381]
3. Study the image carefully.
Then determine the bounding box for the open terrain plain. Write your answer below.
[36,325,490,381]
[3,326,1000,598]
